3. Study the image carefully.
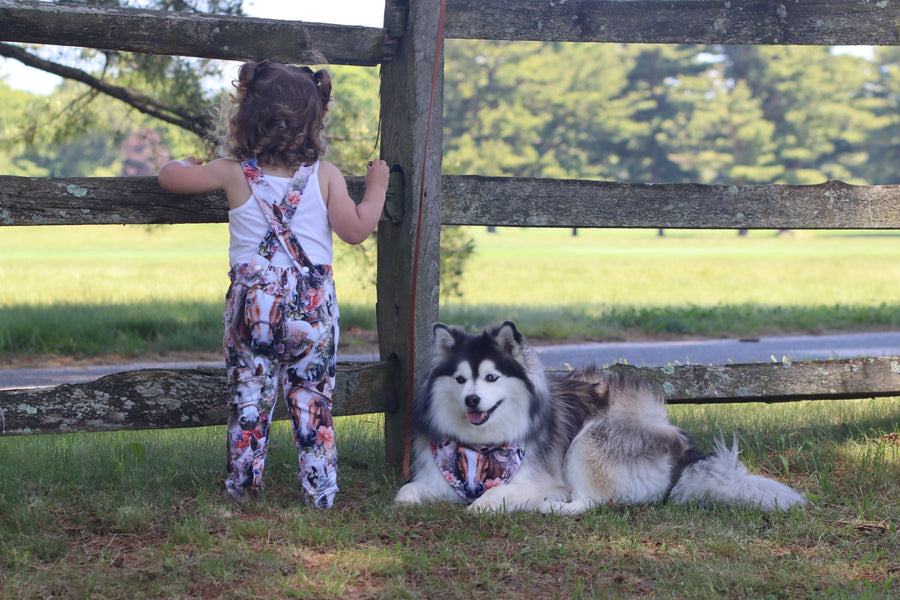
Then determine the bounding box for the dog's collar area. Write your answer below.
[431,439,525,502]
[467,399,503,426]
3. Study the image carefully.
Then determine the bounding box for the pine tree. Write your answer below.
[858,46,900,184]
[672,76,782,185]
[720,45,881,184]
[612,44,710,184]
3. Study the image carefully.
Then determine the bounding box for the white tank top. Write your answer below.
[228,162,332,268]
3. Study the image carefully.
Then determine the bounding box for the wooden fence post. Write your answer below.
[376,0,444,470]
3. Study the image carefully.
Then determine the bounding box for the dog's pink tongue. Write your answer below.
[468,411,488,425]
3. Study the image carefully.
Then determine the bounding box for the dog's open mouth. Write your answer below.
[468,400,503,426]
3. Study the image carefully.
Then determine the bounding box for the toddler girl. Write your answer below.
[158,60,388,507]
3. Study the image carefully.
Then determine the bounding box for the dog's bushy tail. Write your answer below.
[669,434,807,512]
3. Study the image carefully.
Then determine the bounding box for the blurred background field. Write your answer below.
[0,224,897,359]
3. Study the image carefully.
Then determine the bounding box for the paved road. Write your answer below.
[531,330,900,371]
[2,331,899,390]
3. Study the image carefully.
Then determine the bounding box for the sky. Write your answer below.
[0,1,385,94]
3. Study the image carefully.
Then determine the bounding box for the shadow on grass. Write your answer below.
[0,301,224,357]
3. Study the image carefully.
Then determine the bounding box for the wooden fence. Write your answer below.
[1,1,899,467]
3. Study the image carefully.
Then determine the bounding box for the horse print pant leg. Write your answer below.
[222,264,339,507]
[222,273,281,502]
[282,271,340,508]
[223,351,279,502]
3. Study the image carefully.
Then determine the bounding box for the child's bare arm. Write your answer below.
[158,157,250,209]
[158,157,217,194]
[323,160,389,245]
[159,156,249,193]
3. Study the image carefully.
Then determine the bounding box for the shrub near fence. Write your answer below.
[1,1,899,467]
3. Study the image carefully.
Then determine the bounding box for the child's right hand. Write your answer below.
[179,156,204,166]
[365,159,389,192]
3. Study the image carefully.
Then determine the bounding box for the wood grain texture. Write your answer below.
[0,0,392,66]
[5,175,899,230]
[376,0,445,467]
[445,0,900,45]
[0,361,396,436]
[4,356,896,436]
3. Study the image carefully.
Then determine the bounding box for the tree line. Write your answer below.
[2,32,898,187]
[443,41,900,186]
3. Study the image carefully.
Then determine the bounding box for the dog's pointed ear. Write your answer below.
[432,322,462,362]
[492,321,526,362]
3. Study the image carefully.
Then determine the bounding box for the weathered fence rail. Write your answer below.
[4,175,899,230]
[0,361,396,436]
[445,0,900,46]
[2,0,899,454]
[0,0,397,66]
[4,0,899,51]
[442,177,900,230]
[4,356,898,436]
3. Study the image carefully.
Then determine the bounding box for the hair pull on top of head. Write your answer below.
[253,59,270,76]
[295,65,331,111]
[221,60,333,166]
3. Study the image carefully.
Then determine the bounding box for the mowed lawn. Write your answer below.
[0,224,898,357]
[0,225,898,599]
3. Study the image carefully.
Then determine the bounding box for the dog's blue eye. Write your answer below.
[484,374,499,382]
[455,376,466,384]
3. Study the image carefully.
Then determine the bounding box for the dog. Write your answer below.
[394,321,807,514]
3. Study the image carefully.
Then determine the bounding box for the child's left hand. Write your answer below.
[365,159,389,192]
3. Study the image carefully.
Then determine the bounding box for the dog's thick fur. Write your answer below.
[394,321,807,514]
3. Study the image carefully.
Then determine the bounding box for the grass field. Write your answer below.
[1,225,898,598]
[0,400,897,598]
[0,225,898,358]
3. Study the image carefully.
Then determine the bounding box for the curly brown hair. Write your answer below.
[217,60,332,166]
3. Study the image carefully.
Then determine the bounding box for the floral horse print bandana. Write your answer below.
[431,439,525,502]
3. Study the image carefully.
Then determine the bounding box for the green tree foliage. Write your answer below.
[614,45,710,184]
[443,40,891,186]
[0,80,49,176]
[326,64,476,298]
[1,78,197,177]
[720,45,884,184]
[324,65,383,174]
[859,46,900,184]
[444,41,636,180]
[672,77,782,185]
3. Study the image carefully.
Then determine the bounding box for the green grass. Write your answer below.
[1,225,898,358]
[0,401,897,599]
[1,225,898,597]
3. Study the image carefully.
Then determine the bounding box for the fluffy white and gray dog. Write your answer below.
[394,321,807,514]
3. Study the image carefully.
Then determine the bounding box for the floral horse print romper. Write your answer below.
[223,160,339,507]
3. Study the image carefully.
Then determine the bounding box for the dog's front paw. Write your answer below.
[394,482,427,506]
[468,489,512,513]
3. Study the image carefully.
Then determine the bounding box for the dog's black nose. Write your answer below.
[464,394,480,409]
